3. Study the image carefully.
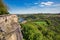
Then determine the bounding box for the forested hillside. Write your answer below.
[18,14,60,40]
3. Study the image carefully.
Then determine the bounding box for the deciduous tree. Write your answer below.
[0,0,9,15]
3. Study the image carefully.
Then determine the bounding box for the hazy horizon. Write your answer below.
[4,0,60,14]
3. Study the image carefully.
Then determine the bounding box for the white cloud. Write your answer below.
[9,6,60,14]
[9,1,60,14]
[41,1,54,6]
[52,4,60,7]
[34,3,38,4]
[40,5,45,7]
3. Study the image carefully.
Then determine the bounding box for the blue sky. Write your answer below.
[4,0,60,14]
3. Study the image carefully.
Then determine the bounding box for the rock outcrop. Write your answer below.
[0,15,23,40]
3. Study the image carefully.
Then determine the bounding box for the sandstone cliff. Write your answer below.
[0,15,22,40]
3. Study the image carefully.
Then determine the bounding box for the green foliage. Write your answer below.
[21,23,43,40]
[0,0,9,15]
[54,34,60,40]
[19,14,60,40]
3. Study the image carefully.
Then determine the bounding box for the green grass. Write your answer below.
[33,21,48,26]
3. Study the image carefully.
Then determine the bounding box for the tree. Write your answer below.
[0,0,9,15]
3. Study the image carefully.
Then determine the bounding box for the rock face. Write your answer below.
[0,15,23,40]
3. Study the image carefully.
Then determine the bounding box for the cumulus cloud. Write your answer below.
[41,1,54,6]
